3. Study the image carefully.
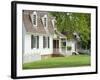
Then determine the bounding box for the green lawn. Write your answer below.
[23,55,90,69]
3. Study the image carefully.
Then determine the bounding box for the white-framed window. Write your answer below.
[43,36,50,48]
[52,18,57,30]
[52,19,55,27]
[31,35,39,49]
[33,14,36,25]
[32,11,37,26]
[43,15,48,27]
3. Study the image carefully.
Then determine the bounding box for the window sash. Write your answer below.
[43,36,50,48]
[33,15,36,25]
[31,35,39,49]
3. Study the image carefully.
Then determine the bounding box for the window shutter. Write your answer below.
[43,36,46,48]
[48,37,49,48]
[33,35,35,48]
[43,36,45,48]
[37,36,39,48]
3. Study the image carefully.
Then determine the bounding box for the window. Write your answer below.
[31,35,39,49]
[43,36,50,48]
[43,15,48,27]
[33,15,36,25]
[61,39,66,49]
[32,11,37,26]
[52,20,54,27]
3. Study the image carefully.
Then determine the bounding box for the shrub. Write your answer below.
[67,46,72,51]
[79,52,89,55]
[61,46,66,49]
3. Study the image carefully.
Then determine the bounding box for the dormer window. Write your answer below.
[33,14,36,25]
[42,15,48,27]
[52,18,56,30]
[32,11,37,26]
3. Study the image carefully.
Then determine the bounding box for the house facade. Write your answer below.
[22,10,76,63]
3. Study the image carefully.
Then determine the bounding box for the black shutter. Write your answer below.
[31,35,33,49]
[37,36,39,48]
[43,36,45,48]
[48,37,49,48]
[43,36,46,48]
[33,35,35,48]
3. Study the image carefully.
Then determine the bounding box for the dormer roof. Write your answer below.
[23,10,54,35]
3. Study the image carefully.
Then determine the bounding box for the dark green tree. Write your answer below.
[50,12,91,49]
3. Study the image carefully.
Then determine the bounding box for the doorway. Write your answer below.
[53,40,59,53]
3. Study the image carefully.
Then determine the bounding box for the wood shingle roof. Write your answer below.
[23,10,54,35]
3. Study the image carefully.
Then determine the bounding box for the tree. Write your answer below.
[50,12,91,49]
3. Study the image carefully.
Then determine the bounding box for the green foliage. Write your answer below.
[61,46,66,49]
[61,42,66,49]
[67,46,72,51]
[50,12,91,49]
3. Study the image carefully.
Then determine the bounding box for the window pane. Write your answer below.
[33,15,36,25]
[43,36,50,48]
[31,35,39,49]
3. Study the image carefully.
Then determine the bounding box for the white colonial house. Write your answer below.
[22,10,78,63]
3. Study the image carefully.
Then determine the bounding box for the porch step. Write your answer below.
[52,53,64,57]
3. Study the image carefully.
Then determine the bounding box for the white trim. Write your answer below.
[43,15,48,28]
[43,36,49,49]
[42,15,49,33]
[26,32,54,37]
[51,19,56,30]
[31,35,38,49]
[32,11,37,27]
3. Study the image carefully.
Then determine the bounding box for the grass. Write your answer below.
[23,55,90,69]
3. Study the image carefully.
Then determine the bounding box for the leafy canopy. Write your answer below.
[50,12,91,49]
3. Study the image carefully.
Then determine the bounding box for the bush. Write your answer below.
[67,46,72,51]
[79,52,89,55]
[61,46,66,49]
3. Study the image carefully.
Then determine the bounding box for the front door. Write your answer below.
[53,40,59,53]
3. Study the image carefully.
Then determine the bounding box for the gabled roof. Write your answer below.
[23,10,54,35]
[55,30,67,39]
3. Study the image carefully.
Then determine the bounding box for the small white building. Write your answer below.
[22,10,76,63]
